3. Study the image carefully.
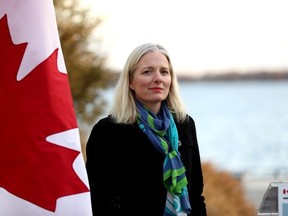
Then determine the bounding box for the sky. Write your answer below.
[81,0,288,75]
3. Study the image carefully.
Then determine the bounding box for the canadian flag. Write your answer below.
[0,0,92,215]
[283,189,288,194]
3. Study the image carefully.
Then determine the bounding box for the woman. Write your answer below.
[86,43,207,216]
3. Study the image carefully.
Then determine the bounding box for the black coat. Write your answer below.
[86,115,207,216]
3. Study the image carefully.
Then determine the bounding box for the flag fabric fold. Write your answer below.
[0,0,92,215]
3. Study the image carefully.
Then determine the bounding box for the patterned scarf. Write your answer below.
[136,101,191,215]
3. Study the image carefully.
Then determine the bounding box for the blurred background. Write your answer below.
[54,0,288,215]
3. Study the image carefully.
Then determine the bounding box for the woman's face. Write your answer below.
[129,51,171,114]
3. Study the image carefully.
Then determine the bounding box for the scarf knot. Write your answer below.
[136,101,191,215]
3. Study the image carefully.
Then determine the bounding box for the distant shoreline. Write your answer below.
[109,70,288,84]
[177,70,288,82]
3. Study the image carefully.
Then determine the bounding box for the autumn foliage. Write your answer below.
[202,162,256,216]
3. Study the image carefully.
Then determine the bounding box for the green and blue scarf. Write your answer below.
[136,100,191,216]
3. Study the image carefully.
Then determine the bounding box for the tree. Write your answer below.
[53,0,113,156]
[54,0,112,128]
[202,162,256,216]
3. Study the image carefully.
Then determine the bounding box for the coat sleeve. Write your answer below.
[85,118,121,215]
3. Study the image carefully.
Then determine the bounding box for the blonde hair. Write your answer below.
[110,43,187,124]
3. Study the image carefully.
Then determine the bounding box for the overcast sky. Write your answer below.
[82,0,288,75]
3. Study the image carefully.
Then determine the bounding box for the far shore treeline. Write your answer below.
[108,70,288,84]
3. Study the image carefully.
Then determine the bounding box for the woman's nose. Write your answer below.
[153,71,162,83]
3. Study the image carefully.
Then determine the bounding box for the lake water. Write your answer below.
[179,80,288,178]
[102,80,288,178]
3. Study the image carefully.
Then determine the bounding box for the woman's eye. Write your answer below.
[143,70,151,75]
[161,70,169,75]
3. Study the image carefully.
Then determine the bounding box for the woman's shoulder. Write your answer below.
[92,115,118,129]
[92,115,136,131]
[175,114,196,129]
[95,115,113,124]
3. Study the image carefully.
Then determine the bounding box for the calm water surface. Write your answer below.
[179,80,288,178]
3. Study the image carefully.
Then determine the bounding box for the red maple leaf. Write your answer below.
[0,15,89,211]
